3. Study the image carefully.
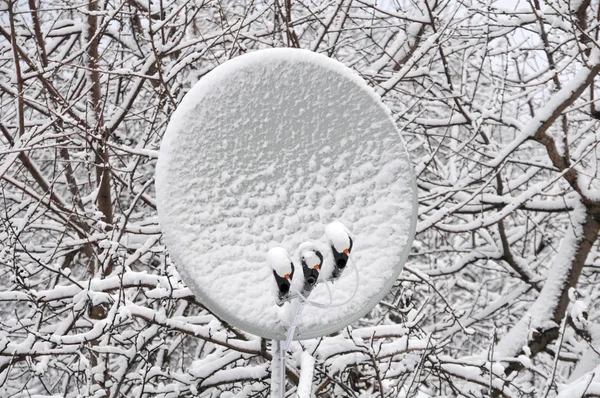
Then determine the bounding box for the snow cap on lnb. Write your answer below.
[325,221,351,253]
[302,250,321,269]
[266,247,293,277]
[299,242,321,268]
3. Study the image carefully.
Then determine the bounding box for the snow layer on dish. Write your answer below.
[155,48,416,340]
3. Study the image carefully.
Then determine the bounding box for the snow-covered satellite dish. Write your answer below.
[156,48,416,340]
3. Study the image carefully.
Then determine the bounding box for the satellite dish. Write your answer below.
[155,48,416,340]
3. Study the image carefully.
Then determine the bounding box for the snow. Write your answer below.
[297,352,315,398]
[578,172,600,202]
[486,47,600,169]
[569,0,584,12]
[189,350,245,379]
[377,32,442,95]
[155,48,416,340]
[569,323,600,382]
[558,371,600,398]
[325,221,351,253]
[299,242,321,269]
[266,247,293,277]
[495,199,588,358]
[570,299,589,330]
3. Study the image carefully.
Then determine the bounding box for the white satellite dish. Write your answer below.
[155,48,416,341]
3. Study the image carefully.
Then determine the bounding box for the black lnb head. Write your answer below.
[266,247,295,306]
[301,252,322,288]
[299,244,324,297]
[273,271,292,294]
[330,236,353,278]
[325,222,353,280]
